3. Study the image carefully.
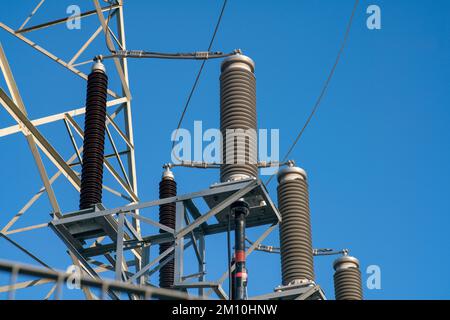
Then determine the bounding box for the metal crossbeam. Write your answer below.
[0,88,81,189]
[16,3,121,34]
[0,259,199,300]
[0,97,127,138]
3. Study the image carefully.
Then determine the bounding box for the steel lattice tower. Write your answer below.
[0,0,144,300]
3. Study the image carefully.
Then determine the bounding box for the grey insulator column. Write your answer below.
[277,164,315,285]
[79,61,108,210]
[220,54,258,182]
[159,168,177,289]
[333,255,363,300]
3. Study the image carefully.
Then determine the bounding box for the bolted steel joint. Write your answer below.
[230,199,250,218]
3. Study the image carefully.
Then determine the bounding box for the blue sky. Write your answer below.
[0,0,449,299]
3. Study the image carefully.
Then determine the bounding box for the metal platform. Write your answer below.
[251,284,326,300]
[204,178,281,227]
[55,205,121,242]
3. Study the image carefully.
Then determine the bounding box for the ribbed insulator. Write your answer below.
[159,172,177,289]
[333,256,363,300]
[79,63,108,210]
[277,166,315,285]
[220,55,258,182]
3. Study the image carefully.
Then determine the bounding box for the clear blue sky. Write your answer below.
[0,0,449,299]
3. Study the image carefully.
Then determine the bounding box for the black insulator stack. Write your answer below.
[333,255,363,300]
[220,54,258,182]
[159,170,177,289]
[79,62,108,210]
[277,165,315,285]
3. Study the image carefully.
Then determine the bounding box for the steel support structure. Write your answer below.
[0,0,140,299]
[46,178,281,300]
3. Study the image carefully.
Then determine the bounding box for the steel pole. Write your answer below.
[231,200,249,300]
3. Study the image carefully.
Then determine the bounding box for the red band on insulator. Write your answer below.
[235,272,248,279]
[235,251,246,262]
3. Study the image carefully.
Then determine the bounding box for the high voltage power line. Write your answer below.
[171,0,229,157]
[265,0,360,186]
